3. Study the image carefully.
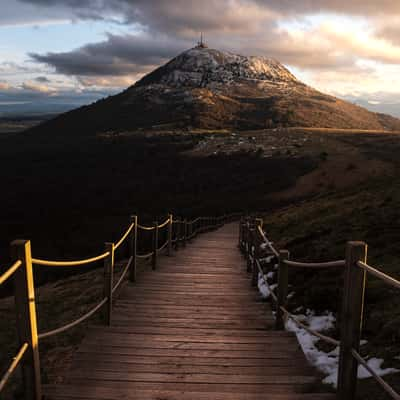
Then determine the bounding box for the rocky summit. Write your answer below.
[31,46,400,137]
[136,47,298,88]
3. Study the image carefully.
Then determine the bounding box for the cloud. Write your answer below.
[0,82,12,90]
[77,75,137,88]
[21,80,56,93]
[1,0,399,116]
[30,33,189,76]
[18,1,400,24]
[35,76,51,83]
[0,0,75,27]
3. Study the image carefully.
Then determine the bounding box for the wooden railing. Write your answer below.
[0,212,240,399]
[239,217,400,400]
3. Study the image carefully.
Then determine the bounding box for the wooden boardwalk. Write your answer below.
[44,223,334,400]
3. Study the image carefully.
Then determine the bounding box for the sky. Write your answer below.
[1,0,400,116]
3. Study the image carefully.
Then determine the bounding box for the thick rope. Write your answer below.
[32,251,110,267]
[38,297,108,339]
[358,261,400,290]
[351,349,400,400]
[0,260,22,285]
[284,259,345,268]
[114,223,134,250]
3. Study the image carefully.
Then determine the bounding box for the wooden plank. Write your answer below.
[76,346,305,359]
[44,384,336,400]
[72,353,311,368]
[87,325,293,337]
[86,331,297,344]
[81,338,301,352]
[70,361,315,376]
[66,371,317,385]
[45,380,313,394]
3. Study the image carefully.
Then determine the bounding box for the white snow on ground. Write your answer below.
[257,272,277,299]
[255,264,399,386]
[284,310,399,387]
[266,271,275,279]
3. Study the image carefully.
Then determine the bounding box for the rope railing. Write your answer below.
[283,259,345,268]
[0,342,29,392]
[256,258,340,347]
[38,298,108,340]
[0,260,22,285]
[114,222,135,251]
[157,218,170,229]
[256,225,279,257]
[351,349,400,400]
[241,216,400,400]
[158,240,169,252]
[257,256,339,348]
[1,211,241,398]
[112,257,133,295]
[136,251,154,259]
[357,261,400,290]
[32,251,110,267]
[279,305,340,346]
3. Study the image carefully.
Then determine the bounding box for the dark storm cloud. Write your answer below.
[30,33,189,76]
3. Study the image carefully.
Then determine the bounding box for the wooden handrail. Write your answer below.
[240,216,400,400]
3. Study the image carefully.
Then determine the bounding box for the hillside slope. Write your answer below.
[28,47,400,138]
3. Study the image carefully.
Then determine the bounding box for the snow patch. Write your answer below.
[257,272,276,299]
[266,271,275,279]
[285,310,399,387]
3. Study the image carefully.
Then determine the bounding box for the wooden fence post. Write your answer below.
[183,219,187,247]
[247,225,254,273]
[337,241,367,400]
[252,226,261,287]
[238,218,242,249]
[103,242,114,326]
[174,219,180,250]
[188,221,192,242]
[167,214,173,256]
[129,215,137,282]
[276,249,290,330]
[152,221,158,270]
[11,240,41,400]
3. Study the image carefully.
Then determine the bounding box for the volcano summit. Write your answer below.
[32,46,400,136]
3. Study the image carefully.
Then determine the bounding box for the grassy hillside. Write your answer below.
[262,178,400,399]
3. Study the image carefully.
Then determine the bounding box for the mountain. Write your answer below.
[30,46,400,136]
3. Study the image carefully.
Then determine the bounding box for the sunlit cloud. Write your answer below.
[0,82,12,91]
[21,80,56,93]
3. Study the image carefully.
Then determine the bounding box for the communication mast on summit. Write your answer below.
[196,32,208,48]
